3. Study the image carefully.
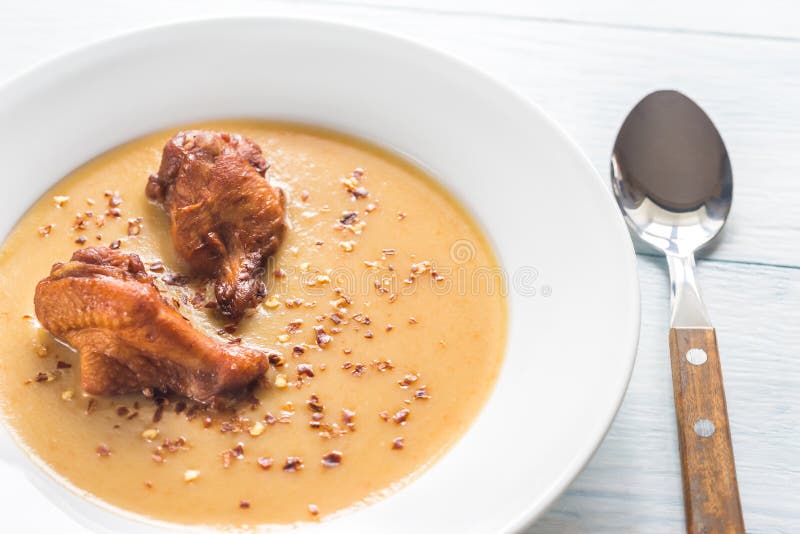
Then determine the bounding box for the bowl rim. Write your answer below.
[0,15,641,533]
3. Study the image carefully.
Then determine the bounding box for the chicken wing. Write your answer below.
[34,247,269,401]
[146,130,286,321]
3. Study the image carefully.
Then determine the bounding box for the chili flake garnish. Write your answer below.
[257,456,274,470]
[321,450,343,467]
[283,456,304,472]
[392,408,411,425]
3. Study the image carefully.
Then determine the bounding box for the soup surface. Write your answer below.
[0,121,506,527]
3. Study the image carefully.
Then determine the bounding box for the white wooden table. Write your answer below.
[2,2,798,532]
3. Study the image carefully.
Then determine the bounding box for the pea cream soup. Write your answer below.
[0,121,507,527]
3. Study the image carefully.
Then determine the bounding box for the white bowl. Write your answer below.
[0,17,640,533]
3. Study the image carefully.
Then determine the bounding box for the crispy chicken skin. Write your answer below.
[146,130,286,321]
[34,247,269,401]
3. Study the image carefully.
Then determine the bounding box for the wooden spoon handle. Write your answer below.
[669,327,744,533]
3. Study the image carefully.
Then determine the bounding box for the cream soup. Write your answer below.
[0,121,506,527]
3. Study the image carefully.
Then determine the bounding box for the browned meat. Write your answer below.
[146,130,286,321]
[34,247,269,401]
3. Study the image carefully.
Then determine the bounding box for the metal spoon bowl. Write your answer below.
[612,90,732,255]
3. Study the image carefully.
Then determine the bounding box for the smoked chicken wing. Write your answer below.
[146,130,286,321]
[34,247,269,401]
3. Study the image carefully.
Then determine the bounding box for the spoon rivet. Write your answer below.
[686,348,708,366]
[694,419,715,438]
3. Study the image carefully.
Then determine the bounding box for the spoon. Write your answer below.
[611,90,744,533]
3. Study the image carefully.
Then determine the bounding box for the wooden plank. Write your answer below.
[1,1,798,267]
[531,256,800,533]
[325,0,800,40]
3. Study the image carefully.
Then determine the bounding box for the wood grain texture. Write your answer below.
[323,0,800,39]
[2,1,799,268]
[0,2,798,533]
[669,328,744,533]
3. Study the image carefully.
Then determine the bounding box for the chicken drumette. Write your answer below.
[146,130,286,321]
[34,247,269,401]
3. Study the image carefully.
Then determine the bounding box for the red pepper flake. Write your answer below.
[38,224,54,237]
[116,406,130,417]
[153,406,164,423]
[108,208,122,218]
[392,409,410,425]
[264,413,277,425]
[75,236,87,245]
[151,453,164,464]
[285,298,304,309]
[408,317,418,325]
[163,273,190,286]
[274,268,287,278]
[392,437,405,450]
[109,240,121,250]
[300,190,310,202]
[95,233,103,241]
[283,456,304,472]
[329,313,343,325]
[191,292,206,307]
[127,411,139,420]
[239,500,250,509]
[160,437,187,453]
[314,326,332,348]
[297,363,315,379]
[286,319,303,334]
[398,374,418,388]
[308,504,319,516]
[257,456,274,470]
[222,323,237,335]
[352,364,366,377]
[307,394,324,412]
[109,193,122,207]
[268,352,286,366]
[342,409,356,430]
[378,411,389,421]
[385,324,394,332]
[397,212,407,221]
[144,480,153,488]
[33,371,52,382]
[374,359,394,372]
[127,217,143,236]
[414,386,431,400]
[364,331,374,339]
[203,416,213,428]
[292,345,306,356]
[352,313,371,325]
[149,261,165,273]
[321,450,343,467]
[220,421,239,433]
[96,443,111,457]
[339,211,358,225]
